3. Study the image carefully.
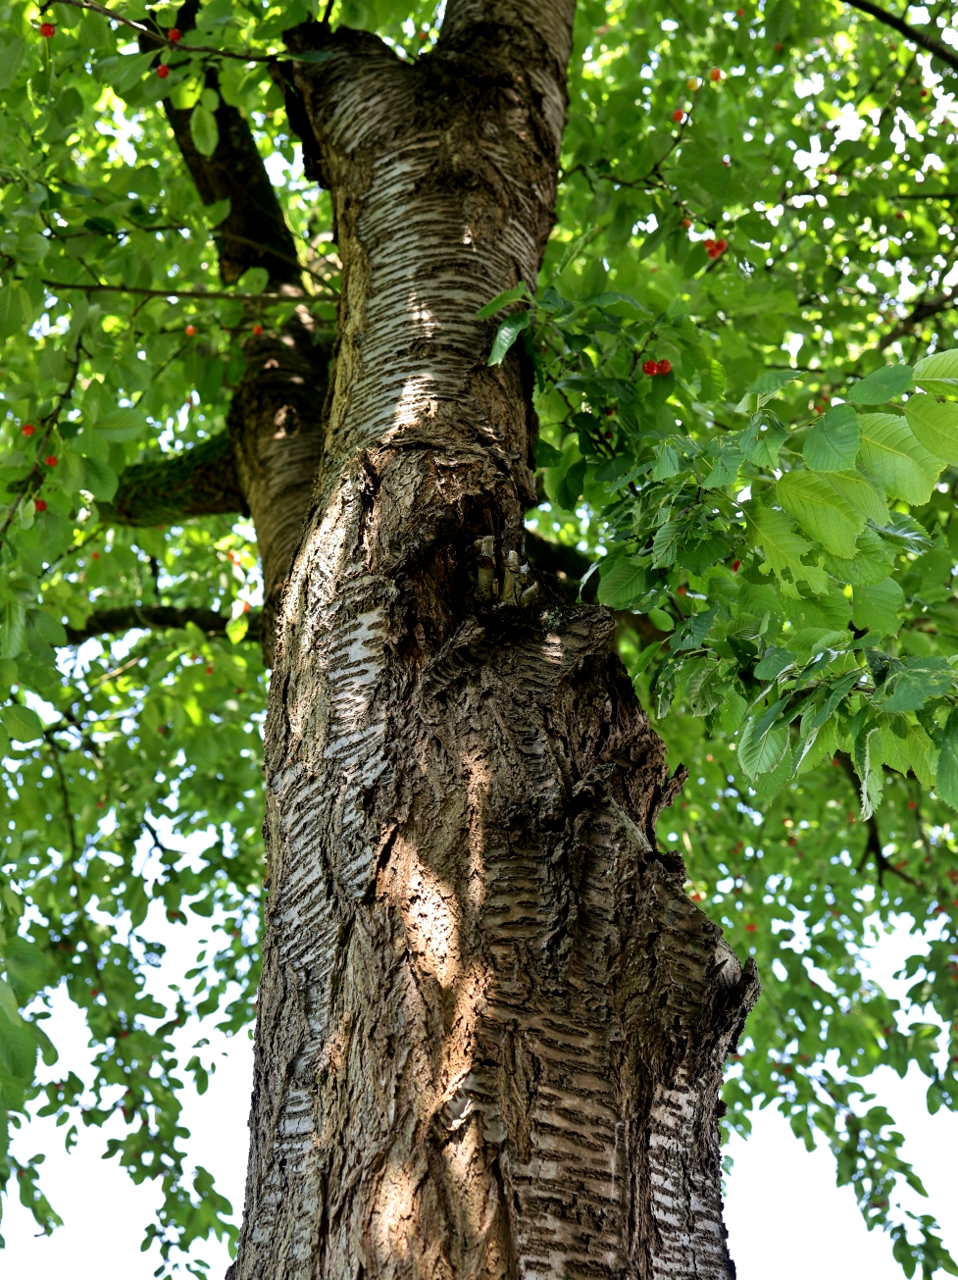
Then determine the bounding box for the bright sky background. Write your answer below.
[3,912,956,1279]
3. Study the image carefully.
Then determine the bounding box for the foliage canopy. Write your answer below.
[1,0,957,1274]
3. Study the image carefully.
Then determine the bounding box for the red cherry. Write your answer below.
[787,837,797,846]
[205,666,214,675]
[39,21,55,36]
[716,238,728,252]
[91,551,100,560]
[157,64,169,78]
[732,560,741,571]
[185,324,196,336]
[168,27,182,41]
[44,455,58,467]
[908,800,916,809]
[736,6,745,12]
[920,88,928,97]
[774,42,783,50]
[672,108,685,123]
[709,67,722,81]
[242,602,250,613]
[707,246,720,258]
[252,324,263,335]
[35,499,47,512]
[677,584,687,595]
[704,238,717,249]
[418,29,428,40]
[656,359,672,375]
[642,360,658,376]
[745,923,757,932]
[681,218,692,228]
[21,423,35,436]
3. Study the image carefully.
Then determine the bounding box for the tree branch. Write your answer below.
[41,278,322,302]
[63,604,260,645]
[101,433,246,528]
[878,286,958,351]
[844,0,958,74]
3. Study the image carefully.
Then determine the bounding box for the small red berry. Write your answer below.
[920,88,928,97]
[157,64,170,79]
[39,21,55,37]
[774,42,783,51]
[91,551,100,560]
[788,837,797,846]
[168,27,182,41]
[704,238,717,250]
[908,800,916,809]
[418,29,428,40]
[677,584,687,595]
[642,359,659,376]
[21,423,35,436]
[205,666,214,675]
[252,324,263,335]
[710,67,722,81]
[736,6,745,13]
[672,108,685,123]
[681,218,692,228]
[656,359,672,375]
[745,923,757,932]
[716,238,728,252]
[185,324,196,336]
[732,560,741,571]
[242,602,250,613]
[707,246,720,258]
[45,455,58,467]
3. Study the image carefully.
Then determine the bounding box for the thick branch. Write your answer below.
[102,433,246,527]
[844,0,958,74]
[63,604,260,645]
[144,0,303,288]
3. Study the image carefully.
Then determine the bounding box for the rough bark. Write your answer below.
[230,6,758,1279]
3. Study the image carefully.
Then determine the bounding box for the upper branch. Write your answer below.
[63,604,260,645]
[844,0,958,74]
[101,433,246,527]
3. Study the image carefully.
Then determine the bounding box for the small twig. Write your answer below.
[843,0,958,74]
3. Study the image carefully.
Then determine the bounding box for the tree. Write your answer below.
[1,0,957,1275]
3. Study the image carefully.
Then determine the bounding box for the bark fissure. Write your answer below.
[229,6,759,1277]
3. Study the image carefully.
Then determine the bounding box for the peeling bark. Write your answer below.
[230,5,759,1278]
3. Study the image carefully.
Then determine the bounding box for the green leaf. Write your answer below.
[487,311,531,365]
[476,283,532,320]
[95,408,148,441]
[82,455,118,501]
[822,526,896,586]
[225,613,249,644]
[735,369,802,414]
[190,104,219,159]
[237,267,270,295]
[852,578,904,636]
[858,413,943,505]
[746,503,829,592]
[873,656,953,714]
[913,349,958,395]
[597,557,648,609]
[776,470,865,557]
[0,38,27,91]
[2,704,43,742]
[903,395,958,465]
[803,403,860,471]
[846,364,913,405]
[739,711,789,777]
[936,710,958,812]
[647,607,674,632]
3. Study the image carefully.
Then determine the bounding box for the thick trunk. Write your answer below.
[230,7,758,1278]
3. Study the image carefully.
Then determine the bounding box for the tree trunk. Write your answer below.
[229,6,759,1278]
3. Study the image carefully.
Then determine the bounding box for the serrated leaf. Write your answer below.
[858,413,943,505]
[846,364,913,404]
[487,311,530,365]
[597,557,648,609]
[852,578,904,636]
[82,455,118,501]
[873,656,953,714]
[913,348,958,395]
[804,403,860,471]
[776,470,864,557]
[190,103,219,159]
[822,526,896,586]
[739,712,789,777]
[745,503,830,592]
[700,358,727,403]
[903,395,958,465]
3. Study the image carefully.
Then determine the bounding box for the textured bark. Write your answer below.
[230,5,758,1278]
